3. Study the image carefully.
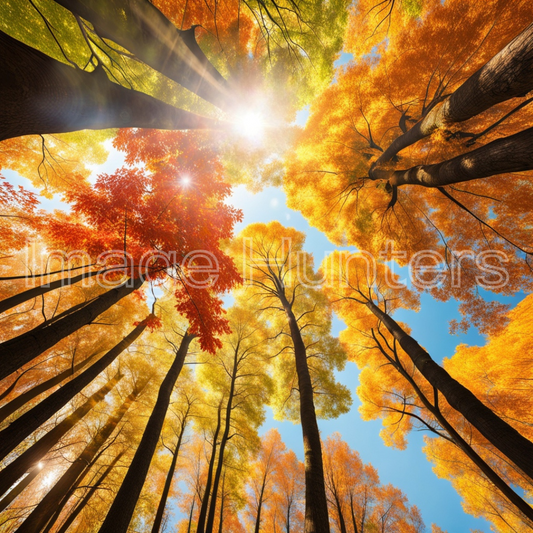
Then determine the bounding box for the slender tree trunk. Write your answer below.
[0,316,150,461]
[372,127,533,188]
[0,276,144,381]
[367,300,533,481]
[349,494,359,533]
[0,349,100,423]
[98,332,195,533]
[372,22,533,167]
[280,294,330,533]
[217,472,226,533]
[333,491,347,533]
[52,0,229,110]
[55,452,124,533]
[254,475,268,533]
[205,346,240,533]
[286,500,291,533]
[0,464,41,512]
[0,371,122,498]
[0,31,221,142]
[196,399,224,533]
[151,416,189,533]
[0,268,102,315]
[16,385,142,533]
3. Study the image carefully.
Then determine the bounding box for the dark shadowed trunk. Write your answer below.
[372,23,533,167]
[98,332,195,533]
[254,473,269,533]
[196,399,224,533]
[372,127,533,188]
[367,300,533,482]
[333,491,347,533]
[16,385,142,533]
[0,317,149,461]
[0,371,122,498]
[0,464,41,512]
[349,494,359,533]
[0,349,100,423]
[279,292,330,533]
[0,276,144,381]
[0,31,222,142]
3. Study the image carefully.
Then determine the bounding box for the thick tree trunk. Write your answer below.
[0,31,221,142]
[55,452,124,533]
[205,346,240,533]
[52,0,230,110]
[16,385,142,533]
[0,464,41,512]
[0,317,149,461]
[150,416,189,533]
[367,300,533,481]
[0,349,100,423]
[372,23,533,167]
[98,332,195,533]
[196,399,223,533]
[0,268,102,315]
[0,276,144,381]
[0,371,122,498]
[280,294,330,533]
[373,126,533,188]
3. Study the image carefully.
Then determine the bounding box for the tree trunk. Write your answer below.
[151,416,189,533]
[373,126,533,188]
[0,276,144,381]
[0,371,122,498]
[205,346,240,533]
[0,268,102,315]
[0,316,149,461]
[0,30,222,142]
[16,385,142,533]
[254,474,268,533]
[54,451,124,533]
[280,294,330,533]
[367,300,533,481]
[98,332,195,533]
[349,494,359,533]
[0,464,41,512]
[0,349,100,423]
[52,0,230,110]
[333,490,347,533]
[196,399,224,533]
[372,22,533,167]
[217,472,226,533]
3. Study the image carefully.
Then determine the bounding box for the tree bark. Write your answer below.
[0,276,144,381]
[0,371,122,498]
[0,316,149,461]
[0,268,102,315]
[373,126,533,188]
[16,385,142,533]
[372,22,533,167]
[150,415,190,533]
[0,349,100,423]
[279,293,330,533]
[98,332,195,533]
[254,474,268,533]
[0,30,222,142]
[367,300,533,481]
[333,491,347,533]
[196,399,223,533]
[54,452,124,533]
[0,464,41,513]
[349,494,359,533]
[52,0,230,110]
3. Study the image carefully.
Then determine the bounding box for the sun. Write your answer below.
[233,110,265,143]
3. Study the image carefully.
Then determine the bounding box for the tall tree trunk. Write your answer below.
[367,300,533,481]
[16,385,142,533]
[0,316,150,461]
[186,499,195,533]
[217,472,226,533]
[0,349,100,423]
[205,345,240,533]
[0,31,221,142]
[0,371,122,498]
[333,491,347,533]
[0,276,144,381]
[280,293,330,533]
[254,474,268,533]
[0,464,41,512]
[372,126,533,188]
[52,0,230,110]
[54,452,124,533]
[0,268,102,315]
[98,332,196,533]
[196,399,224,533]
[349,494,359,533]
[151,414,190,533]
[372,22,533,167]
